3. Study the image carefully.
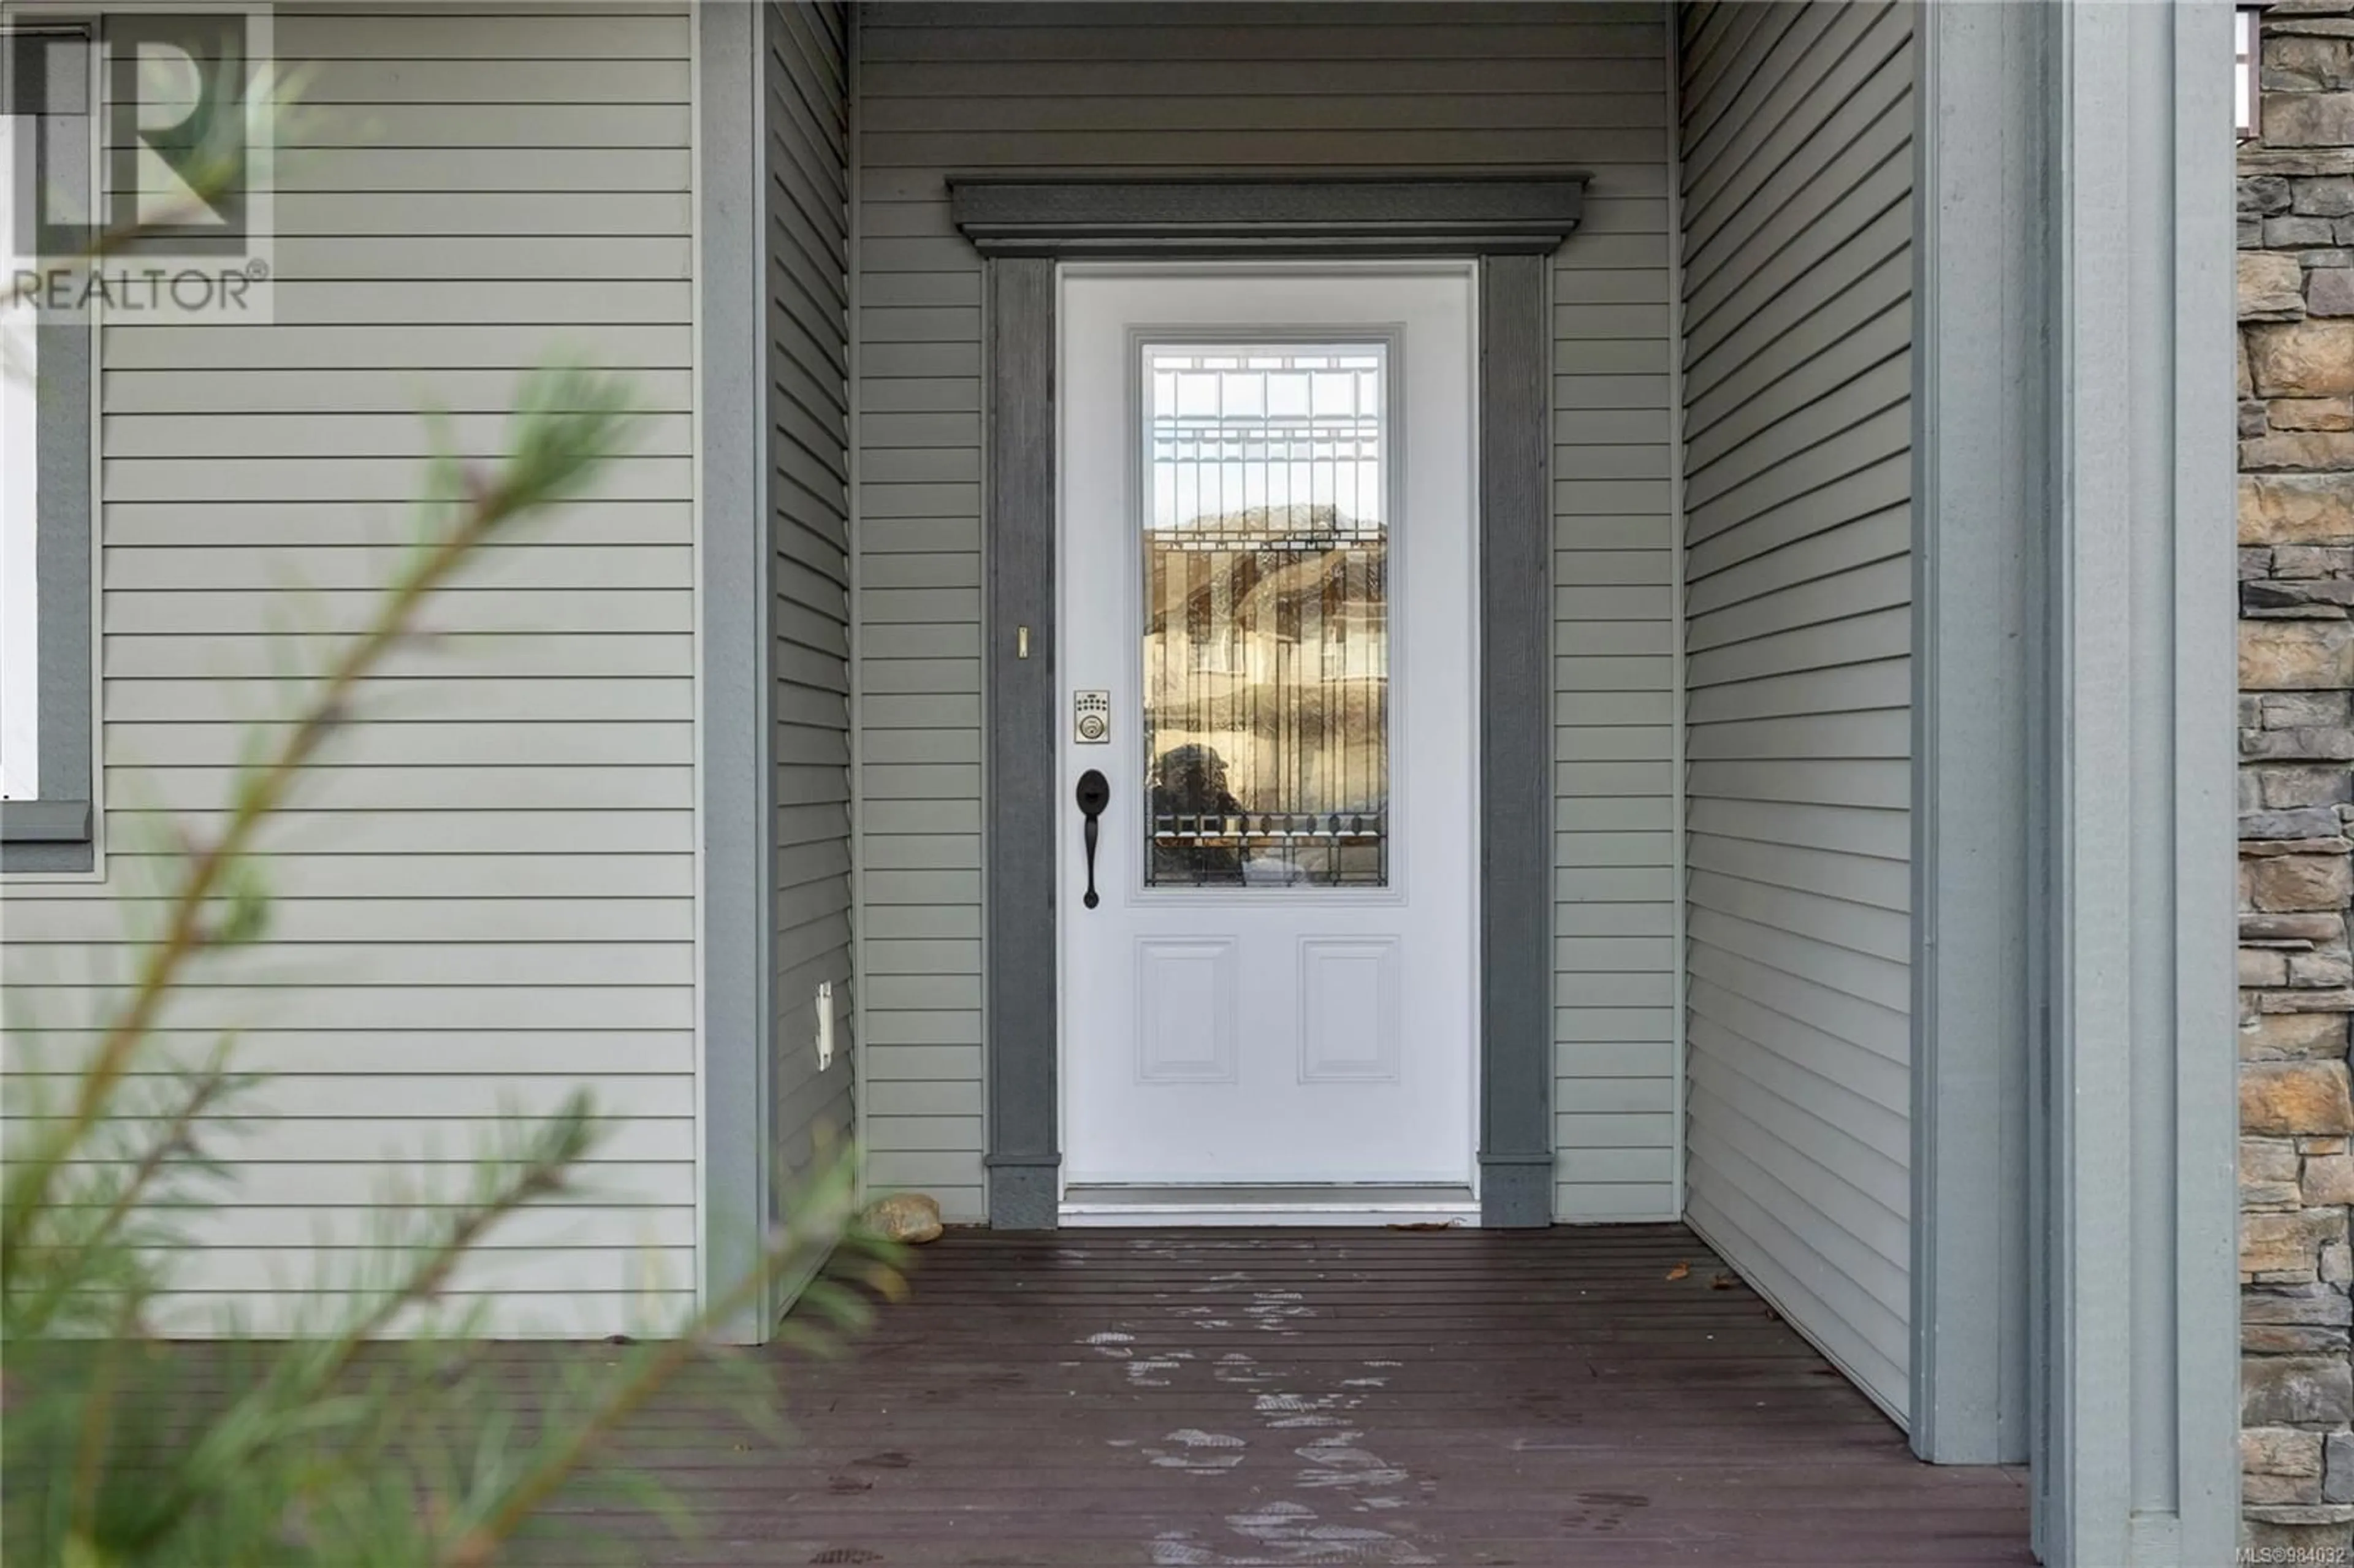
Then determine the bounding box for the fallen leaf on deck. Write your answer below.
[1664,1262,1690,1281]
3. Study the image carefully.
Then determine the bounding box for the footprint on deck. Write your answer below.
[1146,1428,1247,1472]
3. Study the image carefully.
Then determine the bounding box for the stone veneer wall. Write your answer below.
[2240,2,2354,1552]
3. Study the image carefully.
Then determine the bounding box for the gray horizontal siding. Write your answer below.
[1675,0,1914,1420]
[848,1,1678,1222]
[767,0,858,1203]
[0,4,697,1335]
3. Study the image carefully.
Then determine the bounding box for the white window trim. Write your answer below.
[2,112,39,804]
[2237,6,2263,142]
[0,23,99,872]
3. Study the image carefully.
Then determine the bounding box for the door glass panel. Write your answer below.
[1140,343,1389,889]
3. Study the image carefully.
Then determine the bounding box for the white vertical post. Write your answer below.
[2039,1,2239,1562]
[1910,0,2038,1467]
[695,0,777,1344]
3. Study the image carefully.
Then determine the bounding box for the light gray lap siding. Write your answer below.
[0,4,699,1334]
[850,1,1678,1222]
[1675,0,1916,1420]
[767,0,858,1194]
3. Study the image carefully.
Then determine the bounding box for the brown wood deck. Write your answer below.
[538,1224,2031,1566]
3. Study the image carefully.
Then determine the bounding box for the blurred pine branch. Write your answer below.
[0,363,899,1566]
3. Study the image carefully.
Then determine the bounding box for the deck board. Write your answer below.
[519,1222,2030,1566]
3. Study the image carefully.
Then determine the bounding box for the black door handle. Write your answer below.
[1076,769,1110,910]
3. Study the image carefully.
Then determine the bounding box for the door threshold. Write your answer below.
[1059,1182,1479,1228]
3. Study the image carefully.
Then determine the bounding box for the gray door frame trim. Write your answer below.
[956,177,1579,1231]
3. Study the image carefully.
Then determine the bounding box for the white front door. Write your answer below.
[1058,265,1479,1209]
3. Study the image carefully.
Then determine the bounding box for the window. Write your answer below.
[1140,345,1391,889]
[2239,6,2265,142]
[1,24,96,871]
[4,113,38,806]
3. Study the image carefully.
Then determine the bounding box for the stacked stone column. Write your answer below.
[2241,2,2354,1553]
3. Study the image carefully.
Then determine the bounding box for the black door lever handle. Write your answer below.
[1075,769,1110,910]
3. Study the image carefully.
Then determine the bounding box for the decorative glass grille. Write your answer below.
[1140,344,1390,888]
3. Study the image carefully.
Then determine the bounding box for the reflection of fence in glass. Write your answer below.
[1141,346,1389,888]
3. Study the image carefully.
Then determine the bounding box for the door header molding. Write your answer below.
[947,175,1587,257]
